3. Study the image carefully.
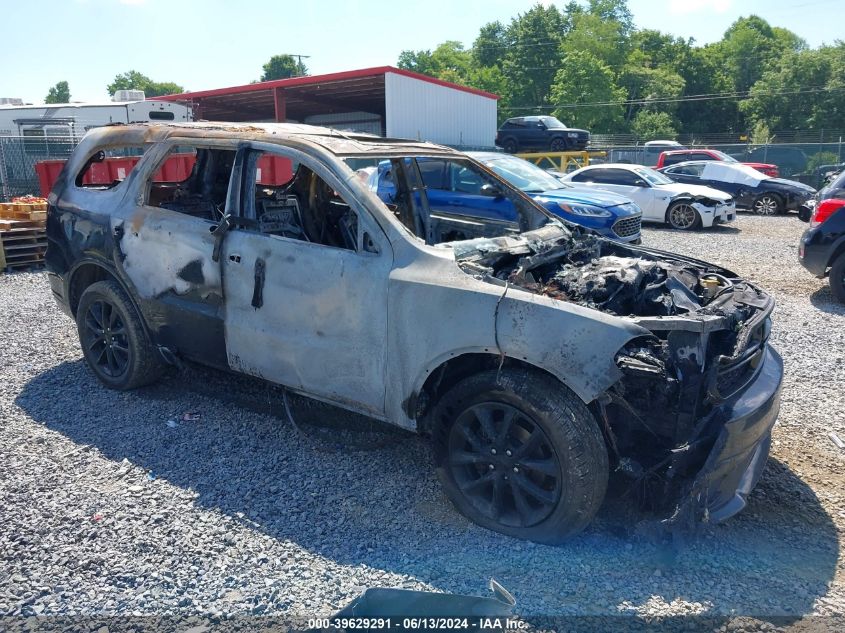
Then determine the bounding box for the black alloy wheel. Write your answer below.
[447,402,562,528]
[81,299,131,379]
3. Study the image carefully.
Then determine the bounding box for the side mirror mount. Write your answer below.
[480,183,504,198]
[211,212,233,262]
[633,179,648,187]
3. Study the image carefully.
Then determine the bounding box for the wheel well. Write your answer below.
[757,191,783,203]
[829,241,845,270]
[68,263,119,317]
[415,353,568,434]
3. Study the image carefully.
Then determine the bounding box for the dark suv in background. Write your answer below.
[496,116,590,154]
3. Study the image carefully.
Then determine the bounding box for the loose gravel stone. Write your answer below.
[0,215,843,630]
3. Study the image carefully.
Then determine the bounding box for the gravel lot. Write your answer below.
[1,215,844,630]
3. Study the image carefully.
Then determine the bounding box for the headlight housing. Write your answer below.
[556,202,612,217]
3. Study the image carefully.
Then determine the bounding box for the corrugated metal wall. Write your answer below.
[304,111,383,136]
[384,73,496,148]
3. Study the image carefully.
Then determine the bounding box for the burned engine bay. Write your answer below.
[452,227,775,521]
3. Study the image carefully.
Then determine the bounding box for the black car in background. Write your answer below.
[495,116,590,154]
[817,169,845,202]
[799,197,845,302]
[658,160,816,215]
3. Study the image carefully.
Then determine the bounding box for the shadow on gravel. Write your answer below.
[645,223,741,235]
[16,360,840,620]
[810,285,845,315]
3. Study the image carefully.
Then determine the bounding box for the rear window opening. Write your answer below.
[74,146,148,190]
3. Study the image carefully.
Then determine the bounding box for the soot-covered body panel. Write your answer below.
[452,229,780,525]
[46,122,783,533]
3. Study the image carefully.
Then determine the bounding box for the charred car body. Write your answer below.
[46,123,782,543]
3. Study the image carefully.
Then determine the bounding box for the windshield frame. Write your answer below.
[540,116,567,129]
[633,166,675,186]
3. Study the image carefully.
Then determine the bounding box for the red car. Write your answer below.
[657,149,779,178]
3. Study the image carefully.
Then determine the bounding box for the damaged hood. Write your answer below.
[656,182,733,203]
[452,227,770,333]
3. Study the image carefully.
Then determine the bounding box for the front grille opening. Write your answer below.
[612,215,641,238]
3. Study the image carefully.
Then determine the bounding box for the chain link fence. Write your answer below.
[3,131,845,201]
[0,136,75,201]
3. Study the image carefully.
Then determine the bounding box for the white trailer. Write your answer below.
[0,99,191,142]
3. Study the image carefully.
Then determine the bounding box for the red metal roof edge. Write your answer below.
[157,66,499,102]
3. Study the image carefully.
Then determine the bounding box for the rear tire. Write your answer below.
[76,280,164,390]
[752,193,783,215]
[432,368,608,543]
[829,254,845,303]
[502,137,518,154]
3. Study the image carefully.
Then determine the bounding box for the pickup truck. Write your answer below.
[656,149,779,178]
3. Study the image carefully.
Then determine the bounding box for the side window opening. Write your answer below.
[75,145,149,190]
[145,146,235,221]
[248,151,358,251]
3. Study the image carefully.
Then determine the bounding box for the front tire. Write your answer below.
[432,368,608,543]
[752,193,783,215]
[829,254,845,303]
[550,137,567,152]
[666,201,702,230]
[76,280,164,390]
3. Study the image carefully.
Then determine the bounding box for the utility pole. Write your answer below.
[285,54,311,75]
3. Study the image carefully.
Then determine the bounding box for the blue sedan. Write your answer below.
[368,153,642,243]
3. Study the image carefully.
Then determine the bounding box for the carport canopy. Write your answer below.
[156,66,497,124]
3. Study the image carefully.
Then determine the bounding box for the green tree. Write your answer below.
[501,4,568,112]
[550,51,627,132]
[631,111,677,140]
[45,81,70,104]
[107,70,183,97]
[741,44,845,131]
[675,43,741,133]
[561,11,629,70]
[260,55,308,81]
[619,54,685,124]
[473,21,508,67]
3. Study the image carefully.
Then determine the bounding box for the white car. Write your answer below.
[563,163,736,230]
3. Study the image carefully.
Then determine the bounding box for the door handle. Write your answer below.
[251,257,265,309]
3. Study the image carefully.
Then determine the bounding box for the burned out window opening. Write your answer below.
[143,144,236,222]
[74,144,150,190]
[369,156,553,245]
[243,151,359,252]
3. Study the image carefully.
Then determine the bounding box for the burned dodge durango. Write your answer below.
[46,123,782,543]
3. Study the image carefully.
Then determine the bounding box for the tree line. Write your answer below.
[39,2,844,141]
[397,0,845,139]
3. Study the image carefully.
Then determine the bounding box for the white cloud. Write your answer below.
[119,0,147,5]
[667,0,733,15]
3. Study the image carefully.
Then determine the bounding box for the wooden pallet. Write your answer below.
[0,202,48,225]
[1,223,46,271]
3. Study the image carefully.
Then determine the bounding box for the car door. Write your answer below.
[420,158,519,241]
[664,164,704,186]
[114,140,237,369]
[219,144,393,418]
[574,168,658,218]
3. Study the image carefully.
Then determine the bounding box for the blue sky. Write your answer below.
[1,0,840,104]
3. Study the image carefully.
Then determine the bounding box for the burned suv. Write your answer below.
[46,123,782,543]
